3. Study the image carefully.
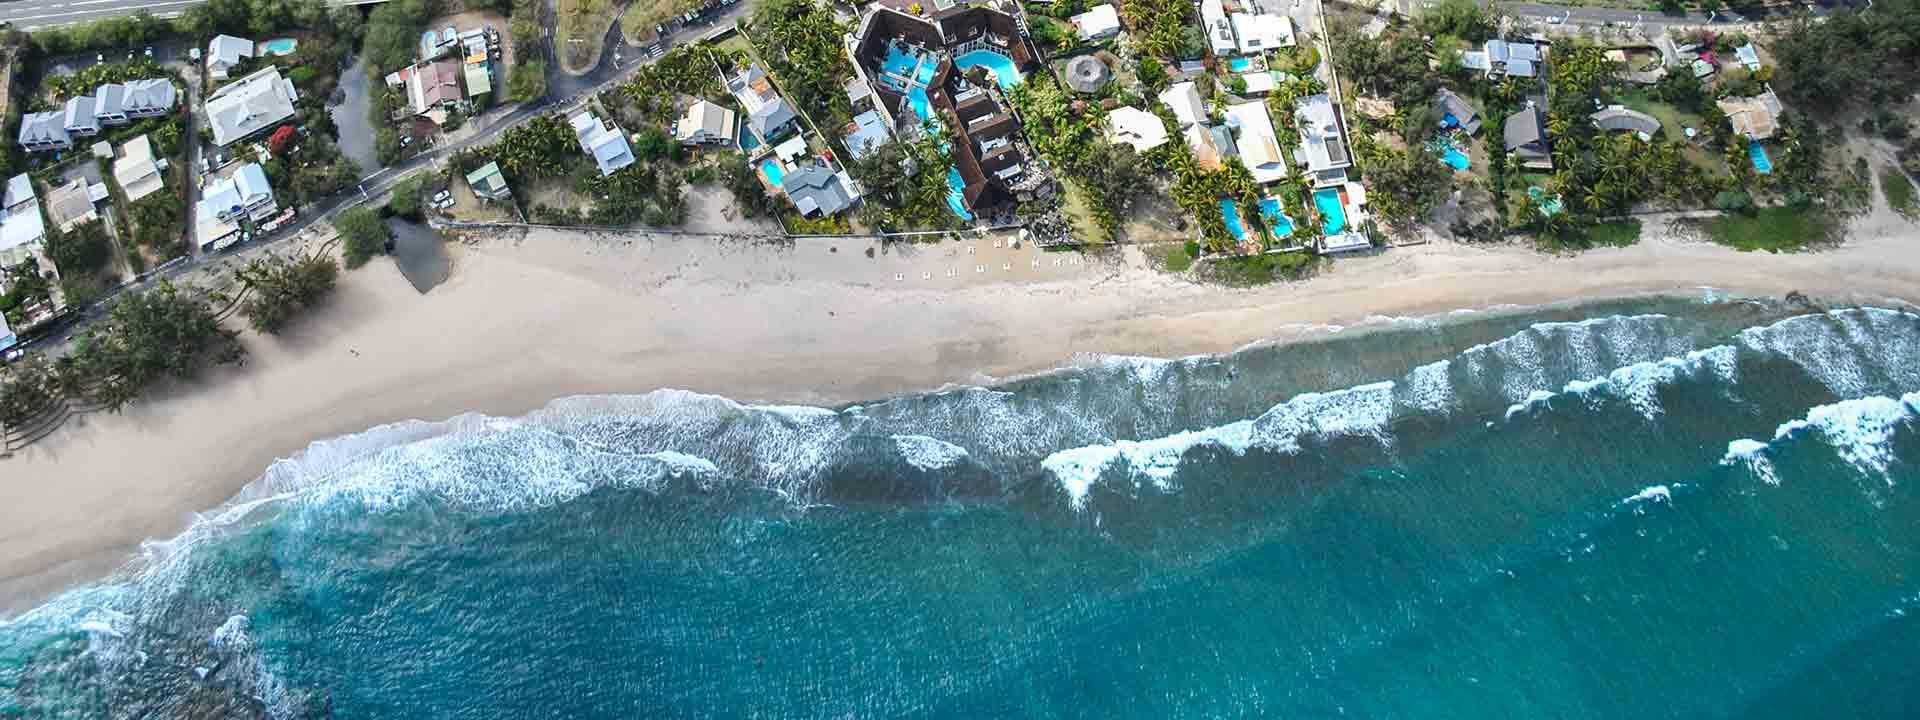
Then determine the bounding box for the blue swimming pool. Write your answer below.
[882,44,920,80]
[1259,197,1293,238]
[1313,188,1346,235]
[1748,140,1773,174]
[261,37,298,56]
[1441,146,1470,170]
[1228,57,1255,72]
[954,50,1022,90]
[759,159,786,186]
[946,167,974,221]
[908,86,934,124]
[738,128,761,152]
[1220,198,1249,243]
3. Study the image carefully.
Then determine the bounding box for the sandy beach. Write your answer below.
[2,206,1917,614]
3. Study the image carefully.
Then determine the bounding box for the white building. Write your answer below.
[207,34,255,80]
[196,163,275,252]
[0,174,47,270]
[1201,0,1236,58]
[114,135,167,203]
[1106,106,1169,153]
[1159,81,1206,127]
[1230,13,1294,54]
[1071,4,1122,41]
[570,111,636,177]
[16,112,70,153]
[205,67,298,146]
[1224,100,1288,184]
[1293,93,1352,186]
[676,100,737,146]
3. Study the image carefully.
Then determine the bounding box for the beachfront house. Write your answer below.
[1717,88,1783,140]
[113,135,166,203]
[675,99,738,146]
[1071,4,1122,41]
[466,161,512,201]
[196,163,275,253]
[1106,106,1169,153]
[780,165,857,217]
[1292,93,1352,186]
[207,34,254,80]
[728,65,797,144]
[1462,38,1542,79]
[205,67,298,147]
[1226,100,1288,184]
[0,174,46,272]
[17,111,70,153]
[1230,13,1294,54]
[1434,89,1481,135]
[1160,81,1205,127]
[570,111,636,177]
[1503,105,1553,170]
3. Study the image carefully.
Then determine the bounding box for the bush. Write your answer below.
[335,207,391,268]
[236,253,340,334]
[1884,167,1919,219]
[1712,190,1754,214]
[56,282,243,411]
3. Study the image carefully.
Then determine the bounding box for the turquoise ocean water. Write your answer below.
[3,296,1918,718]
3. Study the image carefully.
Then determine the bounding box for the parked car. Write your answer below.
[432,190,452,204]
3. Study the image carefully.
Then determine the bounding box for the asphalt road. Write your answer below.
[0,0,203,30]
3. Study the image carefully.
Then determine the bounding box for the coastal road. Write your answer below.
[0,0,387,30]
[0,0,202,30]
[1496,0,1861,26]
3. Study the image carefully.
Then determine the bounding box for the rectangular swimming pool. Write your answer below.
[1313,188,1346,235]
[1228,57,1256,73]
[946,167,974,220]
[759,159,786,186]
[1748,140,1773,174]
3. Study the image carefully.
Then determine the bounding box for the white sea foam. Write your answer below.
[1769,392,1920,484]
[1623,485,1672,505]
[1048,421,1257,507]
[1503,346,1738,422]
[1401,359,1456,413]
[1720,438,1779,485]
[891,434,971,471]
[1043,382,1395,509]
[1737,308,1920,397]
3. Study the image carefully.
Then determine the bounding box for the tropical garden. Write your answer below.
[747,0,853,129]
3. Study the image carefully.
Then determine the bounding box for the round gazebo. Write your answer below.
[1064,55,1111,94]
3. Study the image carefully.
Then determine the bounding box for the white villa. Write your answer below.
[1225,100,1288,184]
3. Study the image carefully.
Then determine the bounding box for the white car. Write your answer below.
[432,190,452,204]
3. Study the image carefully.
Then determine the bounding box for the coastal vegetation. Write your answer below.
[1701,206,1839,252]
[556,0,617,72]
[1884,168,1918,219]
[56,283,244,412]
[1008,75,1151,235]
[364,0,444,72]
[336,207,392,269]
[748,0,854,127]
[509,0,549,102]
[845,137,962,232]
[232,253,341,334]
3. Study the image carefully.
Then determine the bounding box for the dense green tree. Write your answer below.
[57,282,243,411]
[335,207,391,269]
[45,219,114,279]
[235,253,339,334]
[751,0,854,127]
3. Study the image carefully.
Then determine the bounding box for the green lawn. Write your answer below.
[1882,167,1918,219]
[1163,243,1195,272]
[1584,218,1642,247]
[1202,251,1319,286]
[1616,91,1705,143]
[1703,207,1838,252]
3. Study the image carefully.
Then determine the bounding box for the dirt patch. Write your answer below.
[557,0,618,74]
[684,183,780,234]
[446,172,519,223]
[622,0,703,44]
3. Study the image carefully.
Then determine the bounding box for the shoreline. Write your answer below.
[3,207,1919,615]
